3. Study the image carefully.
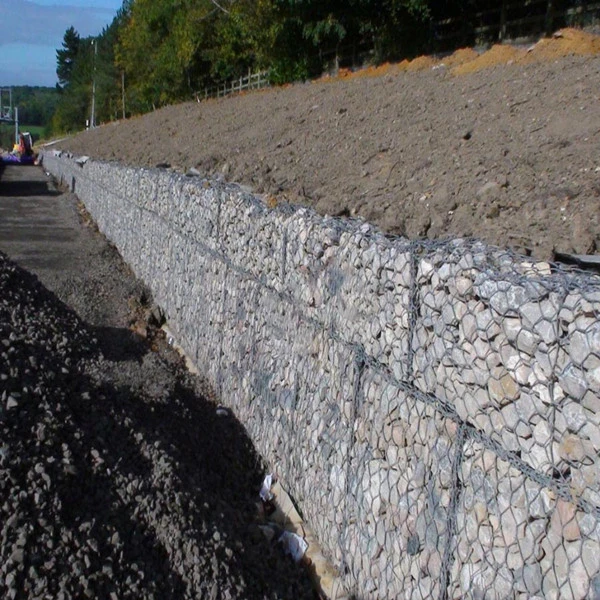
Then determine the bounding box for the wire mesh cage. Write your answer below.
[44,152,600,600]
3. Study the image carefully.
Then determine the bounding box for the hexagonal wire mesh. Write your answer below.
[47,155,600,600]
[211,218,600,599]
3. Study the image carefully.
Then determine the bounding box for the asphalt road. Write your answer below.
[0,164,86,282]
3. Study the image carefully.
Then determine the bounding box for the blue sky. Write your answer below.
[0,0,123,87]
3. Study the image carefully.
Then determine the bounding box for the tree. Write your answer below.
[51,0,502,127]
[116,0,209,109]
[267,0,431,79]
[349,0,431,61]
[9,86,59,127]
[56,26,81,89]
[52,1,133,133]
[52,35,95,132]
[204,0,278,81]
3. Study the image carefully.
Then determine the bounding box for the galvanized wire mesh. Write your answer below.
[44,153,600,600]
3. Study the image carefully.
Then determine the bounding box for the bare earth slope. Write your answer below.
[62,51,600,260]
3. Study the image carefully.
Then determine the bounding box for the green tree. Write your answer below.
[267,0,431,79]
[204,0,277,80]
[10,86,59,127]
[56,26,81,89]
[116,0,217,110]
[349,0,431,62]
[262,0,342,81]
[52,35,94,132]
[52,2,131,133]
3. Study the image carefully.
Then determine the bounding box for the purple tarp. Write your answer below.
[0,154,35,165]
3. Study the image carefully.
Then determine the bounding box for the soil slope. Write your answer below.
[60,31,600,260]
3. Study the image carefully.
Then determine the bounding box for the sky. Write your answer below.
[0,0,123,87]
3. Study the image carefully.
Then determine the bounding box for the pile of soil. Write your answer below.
[452,28,600,75]
[60,29,600,259]
[324,28,600,79]
[450,44,524,75]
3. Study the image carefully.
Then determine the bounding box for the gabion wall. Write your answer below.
[43,152,600,600]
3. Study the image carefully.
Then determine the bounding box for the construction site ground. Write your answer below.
[56,28,600,259]
[0,164,314,599]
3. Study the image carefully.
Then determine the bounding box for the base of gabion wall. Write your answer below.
[42,151,600,600]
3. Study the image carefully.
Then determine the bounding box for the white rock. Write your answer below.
[582,539,600,578]
[559,364,588,400]
[533,421,552,445]
[523,563,543,594]
[560,401,588,433]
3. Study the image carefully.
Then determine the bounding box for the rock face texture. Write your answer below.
[44,152,600,599]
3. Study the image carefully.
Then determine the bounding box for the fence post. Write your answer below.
[545,0,555,35]
[499,0,507,41]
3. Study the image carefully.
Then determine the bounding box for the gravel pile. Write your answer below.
[0,249,314,599]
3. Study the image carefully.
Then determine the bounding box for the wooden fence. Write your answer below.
[433,0,600,49]
[192,2,600,101]
[194,70,270,103]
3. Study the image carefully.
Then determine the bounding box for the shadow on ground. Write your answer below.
[0,169,61,198]
[0,253,314,599]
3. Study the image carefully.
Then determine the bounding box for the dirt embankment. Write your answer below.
[61,29,600,260]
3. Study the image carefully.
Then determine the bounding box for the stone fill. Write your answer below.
[43,152,600,599]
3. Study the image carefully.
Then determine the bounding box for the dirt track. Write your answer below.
[61,35,600,260]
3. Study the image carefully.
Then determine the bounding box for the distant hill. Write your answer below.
[7,86,59,128]
[0,86,58,148]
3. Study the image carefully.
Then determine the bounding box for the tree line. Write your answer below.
[6,87,59,128]
[52,0,593,133]
[0,87,59,149]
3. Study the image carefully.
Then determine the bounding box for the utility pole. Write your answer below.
[90,38,98,128]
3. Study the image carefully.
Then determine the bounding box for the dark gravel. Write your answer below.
[0,188,314,599]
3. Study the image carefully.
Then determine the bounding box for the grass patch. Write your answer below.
[20,125,45,142]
